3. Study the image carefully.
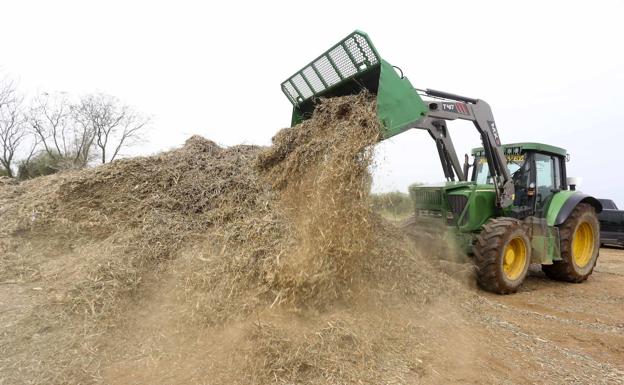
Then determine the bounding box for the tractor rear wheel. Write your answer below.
[474,218,531,294]
[542,203,599,282]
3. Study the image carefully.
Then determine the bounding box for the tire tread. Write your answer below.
[474,217,530,294]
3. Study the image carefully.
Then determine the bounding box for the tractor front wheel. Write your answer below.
[474,218,531,294]
[542,203,599,282]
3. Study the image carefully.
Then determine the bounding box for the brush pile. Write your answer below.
[0,93,464,385]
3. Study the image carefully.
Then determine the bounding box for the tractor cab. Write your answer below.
[408,143,570,235]
[471,143,569,219]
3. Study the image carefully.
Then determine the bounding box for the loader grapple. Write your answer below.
[281,32,380,105]
[281,30,428,139]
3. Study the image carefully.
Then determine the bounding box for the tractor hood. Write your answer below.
[408,181,496,231]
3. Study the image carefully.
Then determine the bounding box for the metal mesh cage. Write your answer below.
[281,31,380,106]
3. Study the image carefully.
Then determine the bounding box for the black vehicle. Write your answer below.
[598,199,624,247]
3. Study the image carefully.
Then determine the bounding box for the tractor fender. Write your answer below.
[548,192,602,226]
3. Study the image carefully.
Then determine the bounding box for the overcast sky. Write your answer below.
[2,0,623,206]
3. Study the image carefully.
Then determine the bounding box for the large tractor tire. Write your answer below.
[474,218,531,294]
[542,203,599,282]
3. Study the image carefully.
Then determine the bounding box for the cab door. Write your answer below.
[599,210,619,244]
[617,211,624,245]
[533,152,564,217]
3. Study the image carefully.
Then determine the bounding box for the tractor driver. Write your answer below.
[510,155,531,208]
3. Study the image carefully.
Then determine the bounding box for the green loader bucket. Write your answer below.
[281,30,428,139]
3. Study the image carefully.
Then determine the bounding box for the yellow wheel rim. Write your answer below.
[503,237,527,280]
[572,222,595,268]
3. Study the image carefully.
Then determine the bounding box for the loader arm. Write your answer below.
[410,89,515,208]
[281,30,515,208]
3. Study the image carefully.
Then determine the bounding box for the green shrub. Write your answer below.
[371,191,413,219]
[17,152,76,180]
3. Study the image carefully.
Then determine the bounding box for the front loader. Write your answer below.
[281,30,602,294]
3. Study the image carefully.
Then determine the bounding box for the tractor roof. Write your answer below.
[471,142,567,157]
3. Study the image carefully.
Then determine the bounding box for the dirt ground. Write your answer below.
[95,247,624,385]
[2,245,622,384]
[443,246,624,384]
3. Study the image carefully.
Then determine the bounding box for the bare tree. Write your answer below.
[29,92,94,169]
[0,77,27,178]
[0,75,16,106]
[74,93,150,164]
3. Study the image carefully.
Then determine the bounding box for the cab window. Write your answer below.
[473,154,526,184]
[535,153,555,191]
[534,153,564,213]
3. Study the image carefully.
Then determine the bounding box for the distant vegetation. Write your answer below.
[0,73,150,180]
[371,191,413,220]
[17,152,71,180]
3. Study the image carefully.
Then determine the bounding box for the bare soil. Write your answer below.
[100,248,624,385]
[2,246,622,384]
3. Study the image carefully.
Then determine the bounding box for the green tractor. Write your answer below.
[281,30,602,294]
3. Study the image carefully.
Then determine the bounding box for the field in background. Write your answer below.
[371,191,413,221]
